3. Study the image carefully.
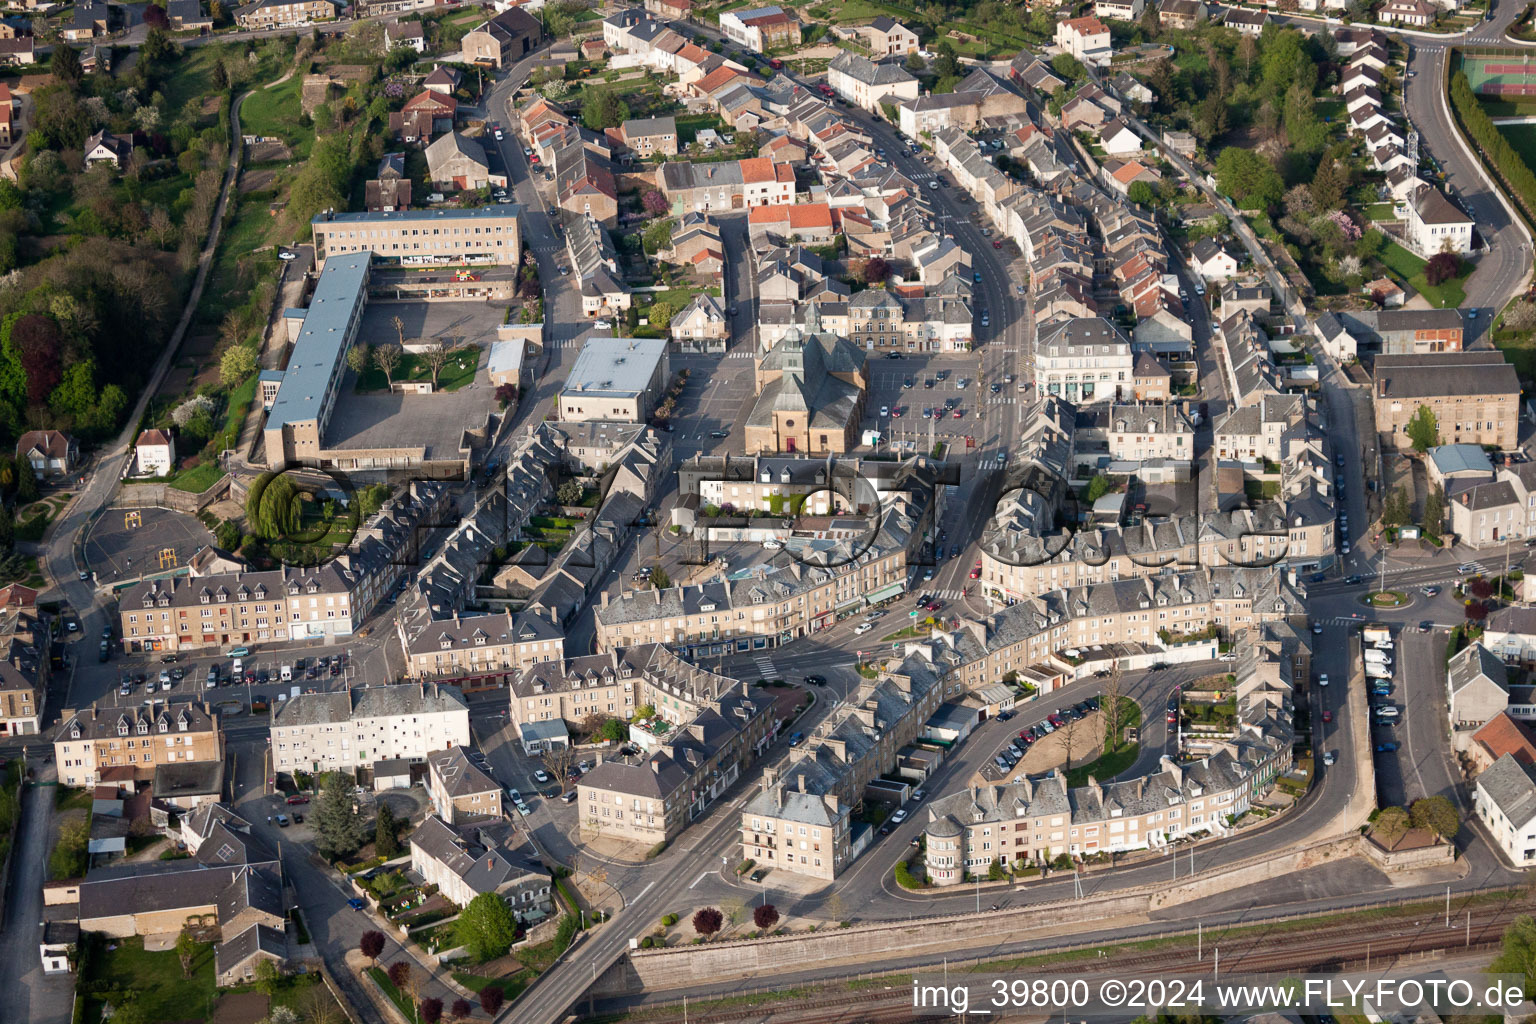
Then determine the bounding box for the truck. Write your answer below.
[1362,625,1392,645]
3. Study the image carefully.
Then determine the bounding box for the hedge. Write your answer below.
[1449,69,1536,230]
[894,859,923,889]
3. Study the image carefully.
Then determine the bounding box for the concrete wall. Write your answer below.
[112,478,229,514]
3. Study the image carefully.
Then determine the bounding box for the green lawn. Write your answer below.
[1479,95,1536,117]
[367,967,417,1021]
[82,936,218,1024]
[675,113,723,146]
[1380,240,1469,308]
[356,347,479,392]
[168,459,226,494]
[1365,203,1399,221]
[1494,329,1536,382]
[241,71,316,159]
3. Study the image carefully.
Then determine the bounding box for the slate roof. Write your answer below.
[1478,753,1536,830]
[272,682,467,728]
[1448,642,1508,696]
[215,923,286,977]
[428,746,500,799]
[409,815,546,896]
[1374,353,1519,401]
[829,50,917,87]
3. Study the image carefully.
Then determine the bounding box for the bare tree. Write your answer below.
[391,314,406,348]
[146,205,177,249]
[373,345,402,387]
[1101,666,1125,753]
[301,983,344,1024]
[1059,714,1079,772]
[421,342,451,389]
[542,745,578,790]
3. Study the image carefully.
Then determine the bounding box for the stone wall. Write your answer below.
[112,478,229,514]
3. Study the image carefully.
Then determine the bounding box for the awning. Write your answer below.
[836,596,864,611]
[867,583,904,603]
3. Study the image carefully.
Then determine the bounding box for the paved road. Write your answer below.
[0,764,73,1024]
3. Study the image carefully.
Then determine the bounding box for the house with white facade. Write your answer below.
[1054,16,1111,65]
[1406,185,1474,257]
[826,51,920,115]
[135,429,176,477]
[1476,753,1536,866]
[270,683,471,776]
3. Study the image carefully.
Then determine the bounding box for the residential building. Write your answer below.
[565,212,627,320]
[618,115,679,157]
[269,683,471,776]
[846,287,974,354]
[741,652,947,880]
[134,429,175,477]
[579,682,772,844]
[659,158,796,214]
[461,7,543,68]
[1476,753,1536,866]
[1406,185,1474,257]
[1222,6,1268,33]
[17,430,77,479]
[1448,642,1510,730]
[672,293,729,342]
[425,132,493,192]
[1054,16,1111,63]
[557,337,670,423]
[402,608,566,686]
[1380,0,1435,25]
[390,89,457,145]
[385,19,426,51]
[55,701,220,788]
[1158,0,1207,28]
[720,5,802,52]
[1096,0,1144,18]
[0,584,44,737]
[119,564,358,652]
[0,37,34,65]
[409,815,553,912]
[1373,352,1520,451]
[1082,402,1195,462]
[645,0,693,18]
[1191,238,1240,280]
[427,746,503,823]
[1034,317,1134,403]
[61,0,107,40]
[826,51,920,114]
[235,0,337,29]
[858,16,918,55]
[365,152,411,212]
[84,130,130,169]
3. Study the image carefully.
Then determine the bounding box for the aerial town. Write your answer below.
[0,0,1535,1020]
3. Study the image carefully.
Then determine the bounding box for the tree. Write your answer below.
[557,480,584,505]
[450,998,473,1021]
[359,930,386,965]
[479,987,506,1015]
[864,256,891,284]
[753,903,779,930]
[692,906,723,938]
[419,998,443,1024]
[375,803,400,859]
[642,217,674,254]
[1127,180,1156,207]
[347,344,372,375]
[642,190,668,216]
[1423,484,1445,536]
[175,928,197,978]
[495,382,518,407]
[1425,252,1461,286]
[457,892,520,961]
[1373,805,1410,845]
[1084,474,1112,504]
[1409,795,1459,840]
[313,770,365,859]
[1507,302,1536,333]
[647,300,673,330]
[143,3,169,28]
[1382,487,1410,528]
[302,983,344,1024]
[1465,600,1489,622]
[1215,147,1283,211]
[1493,916,1536,995]
[1102,666,1125,752]
[388,960,411,991]
[1405,404,1440,453]
[1470,576,1495,601]
[421,342,450,389]
[220,345,258,387]
[147,206,177,249]
[373,345,402,388]
[904,51,925,72]
[253,958,282,998]
[51,45,82,88]
[581,89,630,131]
[650,567,671,590]
[391,315,406,348]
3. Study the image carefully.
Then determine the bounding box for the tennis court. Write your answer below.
[1458,50,1536,94]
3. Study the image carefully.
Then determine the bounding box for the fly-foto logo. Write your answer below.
[677,458,962,571]
[981,460,1299,572]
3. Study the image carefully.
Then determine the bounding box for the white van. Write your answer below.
[232,658,243,678]
[1364,649,1391,665]
[280,664,293,682]
[1365,664,1392,680]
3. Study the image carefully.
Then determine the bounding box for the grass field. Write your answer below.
[356,346,479,392]
[1380,240,1468,309]
[241,72,315,159]
[1365,202,1399,221]
[1477,95,1536,116]
[82,936,218,1024]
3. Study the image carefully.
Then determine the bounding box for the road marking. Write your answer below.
[688,872,708,889]
[633,880,655,902]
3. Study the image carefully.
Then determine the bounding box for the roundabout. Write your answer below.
[1360,589,1410,609]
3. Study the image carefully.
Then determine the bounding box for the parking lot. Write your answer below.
[100,649,359,708]
[862,357,1025,451]
[977,696,1103,783]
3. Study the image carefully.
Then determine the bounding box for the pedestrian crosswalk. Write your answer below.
[752,654,777,680]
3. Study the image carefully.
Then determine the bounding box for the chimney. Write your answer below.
[797,773,806,794]
[650,758,661,774]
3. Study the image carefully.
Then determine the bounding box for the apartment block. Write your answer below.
[426,746,503,824]
[55,701,221,787]
[1374,352,1520,452]
[119,564,358,652]
[402,608,566,686]
[270,683,470,776]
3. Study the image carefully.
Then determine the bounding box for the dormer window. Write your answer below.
[136,720,148,735]
[158,720,168,733]
[116,722,128,736]
[70,726,80,739]
[200,592,210,604]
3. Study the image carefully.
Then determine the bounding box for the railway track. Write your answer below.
[587,892,1533,1024]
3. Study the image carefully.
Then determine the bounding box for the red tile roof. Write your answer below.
[1475,712,1536,767]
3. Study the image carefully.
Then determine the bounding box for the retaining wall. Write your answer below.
[111,478,228,514]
